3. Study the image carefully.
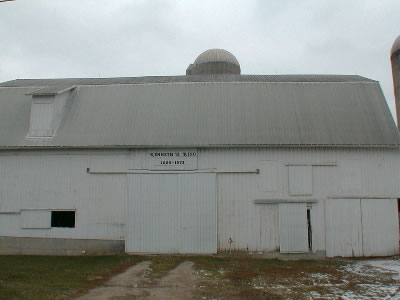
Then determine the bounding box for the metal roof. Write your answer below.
[0,76,398,149]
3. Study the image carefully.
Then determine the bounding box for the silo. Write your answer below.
[391,35,400,128]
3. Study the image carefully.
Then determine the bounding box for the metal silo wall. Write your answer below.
[392,50,400,127]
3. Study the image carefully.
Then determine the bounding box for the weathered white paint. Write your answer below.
[279,203,309,253]
[126,173,216,254]
[0,147,399,255]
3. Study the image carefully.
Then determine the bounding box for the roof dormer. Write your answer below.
[26,85,75,138]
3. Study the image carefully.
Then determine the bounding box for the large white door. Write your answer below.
[126,173,217,254]
[325,198,399,257]
[126,174,179,253]
[178,173,217,253]
[361,199,399,256]
[279,203,309,253]
[325,199,363,257]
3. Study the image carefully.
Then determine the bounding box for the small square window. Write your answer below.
[51,211,75,228]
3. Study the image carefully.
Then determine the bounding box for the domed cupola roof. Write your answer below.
[186,49,241,75]
[391,35,400,57]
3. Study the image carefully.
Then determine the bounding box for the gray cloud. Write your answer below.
[0,0,398,119]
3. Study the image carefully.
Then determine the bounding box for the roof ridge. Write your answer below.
[0,74,376,88]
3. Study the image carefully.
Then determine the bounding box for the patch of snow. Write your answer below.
[364,259,400,279]
[309,273,331,279]
[342,263,377,277]
[309,291,321,297]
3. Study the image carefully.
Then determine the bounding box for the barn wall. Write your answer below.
[0,147,399,255]
[0,150,136,241]
[198,148,400,252]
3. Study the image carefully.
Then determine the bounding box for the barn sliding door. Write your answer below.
[178,174,217,253]
[126,173,216,254]
[325,198,399,257]
[279,203,309,253]
[127,174,178,253]
[325,199,363,257]
[361,199,399,256]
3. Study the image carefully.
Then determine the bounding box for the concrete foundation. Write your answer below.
[0,236,124,255]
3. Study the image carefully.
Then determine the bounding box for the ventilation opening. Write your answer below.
[51,211,75,228]
[307,208,312,251]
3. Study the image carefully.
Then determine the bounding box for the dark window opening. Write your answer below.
[307,208,312,251]
[51,211,75,228]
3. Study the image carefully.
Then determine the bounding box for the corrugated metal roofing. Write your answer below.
[0,77,398,148]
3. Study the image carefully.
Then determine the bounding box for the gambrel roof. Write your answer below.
[0,74,399,149]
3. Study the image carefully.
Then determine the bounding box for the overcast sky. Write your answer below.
[0,0,399,120]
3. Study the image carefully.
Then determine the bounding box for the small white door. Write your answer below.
[279,203,309,253]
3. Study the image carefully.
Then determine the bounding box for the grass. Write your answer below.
[144,255,185,280]
[0,255,398,300]
[0,255,144,300]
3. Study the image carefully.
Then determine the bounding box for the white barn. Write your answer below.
[0,46,400,257]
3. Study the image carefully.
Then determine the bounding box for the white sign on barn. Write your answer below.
[146,149,198,170]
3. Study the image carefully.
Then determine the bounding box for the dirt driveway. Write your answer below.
[75,256,400,300]
[76,260,198,300]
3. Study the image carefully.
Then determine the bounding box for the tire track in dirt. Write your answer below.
[75,260,152,300]
[143,261,198,300]
[75,260,199,300]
